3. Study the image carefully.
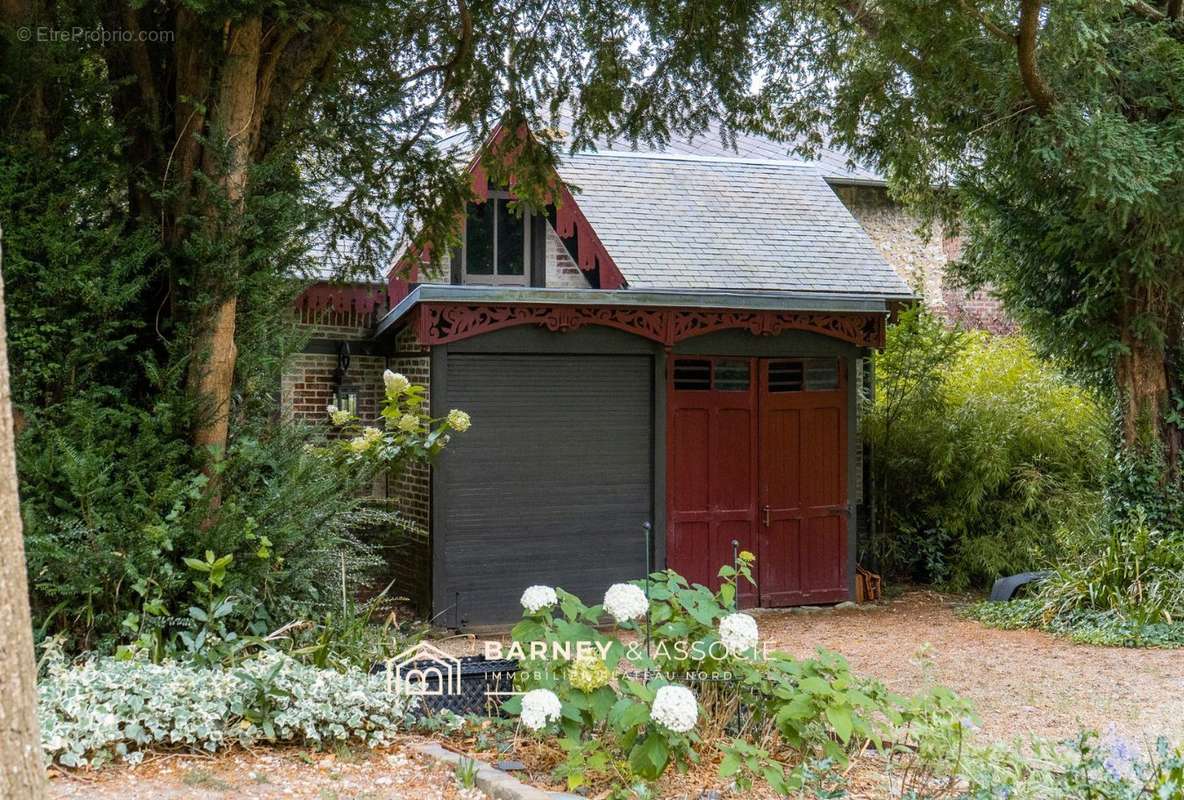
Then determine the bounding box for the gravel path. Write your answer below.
[757,590,1184,746]
[48,739,486,800]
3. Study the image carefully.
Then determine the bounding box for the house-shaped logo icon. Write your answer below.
[386,642,462,697]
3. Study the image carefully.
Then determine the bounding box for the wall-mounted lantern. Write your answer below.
[332,342,358,414]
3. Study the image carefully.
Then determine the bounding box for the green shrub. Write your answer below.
[21,373,463,659]
[1044,511,1184,625]
[20,410,386,655]
[38,651,412,767]
[954,731,1184,800]
[966,511,1184,646]
[497,558,971,796]
[965,598,1184,648]
[865,308,1109,589]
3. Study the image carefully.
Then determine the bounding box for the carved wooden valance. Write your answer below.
[413,303,885,349]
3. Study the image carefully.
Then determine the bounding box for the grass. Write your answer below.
[455,757,479,789]
[964,598,1184,648]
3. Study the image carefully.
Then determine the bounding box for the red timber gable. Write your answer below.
[297,122,628,317]
[466,123,626,290]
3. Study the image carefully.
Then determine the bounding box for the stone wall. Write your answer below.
[832,185,1009,331]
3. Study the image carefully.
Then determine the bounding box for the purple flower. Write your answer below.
[1101,725,1139,780]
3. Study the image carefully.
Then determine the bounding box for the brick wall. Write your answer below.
[282,307,388,430]
[833,185,1010,332]
[384,324,432,611]
[283,300,433,611]
[545,224,591,288]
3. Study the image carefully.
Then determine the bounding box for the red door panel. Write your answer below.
[667,359,758,604]
[668,406,712,590]
[758,360,849,606]
[668,356,848,608]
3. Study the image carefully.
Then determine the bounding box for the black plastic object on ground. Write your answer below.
[372,655,519,716]
[988,571,1052,602]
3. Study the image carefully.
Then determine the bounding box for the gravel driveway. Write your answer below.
[757,590,1184,746]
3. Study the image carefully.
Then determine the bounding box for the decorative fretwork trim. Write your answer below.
[414,303,885,348]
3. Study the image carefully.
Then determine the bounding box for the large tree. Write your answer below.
[1,0,481,505]
[0,225,46,800]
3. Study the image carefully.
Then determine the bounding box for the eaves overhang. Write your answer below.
[374,285,915,349]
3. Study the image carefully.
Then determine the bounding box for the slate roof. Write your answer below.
[436,113,885,185]
[557,151,911,298]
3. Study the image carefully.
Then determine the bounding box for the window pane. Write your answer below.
[804,358,839,390]
[713,360,750,391]
[672,359,711,390]
[497,198,524,275]
[465,202,494,275]
[768,360,803,393]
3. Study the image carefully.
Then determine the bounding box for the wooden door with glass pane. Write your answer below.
[757,359,848,606]
[667,357,758,605]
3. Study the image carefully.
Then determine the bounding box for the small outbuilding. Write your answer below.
[290,124,912,627]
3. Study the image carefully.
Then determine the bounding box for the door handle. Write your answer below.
[762,505,771,527]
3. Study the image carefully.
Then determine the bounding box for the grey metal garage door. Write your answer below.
[436,353,653,626]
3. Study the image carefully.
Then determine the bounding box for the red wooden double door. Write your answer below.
[667,356,849,607]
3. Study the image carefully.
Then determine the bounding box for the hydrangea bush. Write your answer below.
[323,370,470,472]
[39,652,412,767]
[500,557,913,794]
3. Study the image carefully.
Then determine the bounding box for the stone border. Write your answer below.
[412,742,581,800]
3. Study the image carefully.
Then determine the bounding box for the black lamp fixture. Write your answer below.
[332,341,358,414]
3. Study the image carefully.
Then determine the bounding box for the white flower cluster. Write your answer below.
[718,613,759,655]
[38,652,410,767]
[603,583,648,622]
[519,688,562,731]
[383,369,410,394]
[447,409,472,432]
[397,413,419,432]
[325,404,354,426]
[649,685,698,733]
[520,585,558,613]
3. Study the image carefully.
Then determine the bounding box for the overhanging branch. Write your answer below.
[1017,0,1056,113]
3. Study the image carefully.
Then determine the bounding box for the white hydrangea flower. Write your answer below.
[519,688,562,731]
[718,613,759,655]
[520,585,558,613]
[383,370,410,394]
[328,407,354,426]
[362,426,382,444]
[447,409,472,432]
[397,413,419,432]
[347,436,369,453]
[650,685,697,733]
[603,583,648,622]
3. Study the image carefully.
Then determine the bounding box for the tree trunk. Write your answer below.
[187,18,261,484]
[1116,293,1183,482]
[0,225,47,799]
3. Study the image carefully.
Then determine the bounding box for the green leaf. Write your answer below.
[826,704,854,743]
[629,732,669,780]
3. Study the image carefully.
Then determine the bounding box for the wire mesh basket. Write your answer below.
[375,655,519,717]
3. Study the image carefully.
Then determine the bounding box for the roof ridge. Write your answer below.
[563,150,816,168]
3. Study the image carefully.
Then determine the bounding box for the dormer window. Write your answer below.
[453,193,531,285]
